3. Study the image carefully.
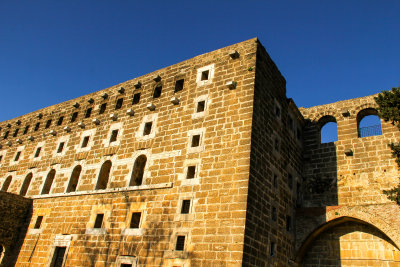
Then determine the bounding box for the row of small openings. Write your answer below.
[1,78,187,140]
[320,109,382,143]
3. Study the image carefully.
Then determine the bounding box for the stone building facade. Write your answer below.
[0,38,399,266]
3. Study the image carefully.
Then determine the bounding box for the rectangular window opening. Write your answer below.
[288,174,293,189]
[57,116,64,126]
[196,101,205,113]
[129,212,141,229]
[175,235,185,251]
[186,166,196,179]
[181,200,191,214]
[121,264,132,267]
[14,151,21,161]
[45,119,52,129]
[23,125,30,135]
[286,215,292,231]
[71,112,78,122]
[81,136,90,148]
[273,174,278,188]
[3,131,9,139]
[51,246,67,267]
[191,134,200,147]
[85,108,92,118]
[201,70,209,81]
[115,98,123,110]
[99,103,107,114]
[94,214,104,228]
[34,123,40,131]
[270,242,275,256]
[34,216,43,229]
[143,122,153,136]
[110,129,119,143]
[57,142,65,153]
[272,207,277,221]
[132,93,141,105]
[174,79,184,92]
[13,129,19,137]
[153,86,162,98]
[34,147,42,158]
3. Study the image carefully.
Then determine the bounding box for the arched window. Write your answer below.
[20,173,33,196]
[96,160,112,190]
[319,115,338,143]
[1,176,12,192]
[41,169,56,195]
[66,165,82,193]
[129,155,147,186]
[357,108,382,138]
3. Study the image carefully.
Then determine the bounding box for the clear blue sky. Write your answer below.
[1,1,399,122]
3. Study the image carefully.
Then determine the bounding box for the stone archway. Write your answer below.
[296,216,400,266]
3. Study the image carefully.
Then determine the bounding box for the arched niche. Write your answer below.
[20,173,33,196]
[66,165,82,193]
[41,169,56,195]
[1,176,12,192]
[129,155,147,186]
[96,160,112,190]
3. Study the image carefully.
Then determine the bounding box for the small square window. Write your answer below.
[143,122,152,136]
[94,214,104,228]
[186,166,196,179]
[99,103,107,114]
[34,216,43,229]
[153,86,162,98]
[181,200,191,214]
[57,142,65,153]
[81,136,90,148]
[129,212,141,229]
[34,147,41,158]
[132,93,141,105]
[174,79,184,93]
[115,98,123,110]
[23,125,30,135]
[270,242,276,256]
[71,112,78,122]
[191,135,200,147]
[175,236,185,251]
[3,131,9,139]
[14,151,21,161]
[13,128,19,137]
[85,108,92,118]
[197,101,205,113]
[57,116,64,126]
[45,119,52,129]
[110,129,119,143]
[201,70,209,81]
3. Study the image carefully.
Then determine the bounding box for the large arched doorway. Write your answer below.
[297,217,400,266]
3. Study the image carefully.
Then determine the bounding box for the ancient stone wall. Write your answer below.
[0,192,32,267]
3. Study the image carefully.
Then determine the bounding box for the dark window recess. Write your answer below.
[94,214,104,228]
[99,103,107,114]
[143,122,152,136]
[153,86,162,98]
[1,176,12,192]
[186,166,196,179]
[181,200,191,214]
[270,242,276,256]
[34,147,42,158]
[175,236,186,251]
[0,155,3,162]
[115,98,123,110]
[96,160,112,190]
[174,79,184,92]
[34,216,43,229]
[275,106,281,118]
[81,136,90,148]
[66,165,82,193]
[191,135,200,147]
[272,207,277,221]
[201,70,209,81]
[273,174,278,188]
[274,139,280,152]
[85,108,92,118]
[71,112,78,122]
[109,129,119,143]
[20,173,32,196]
[120,264,132,267]
[41,169,56,195]
[34,122,40,131]
[132,93,141,105]
[13,128,19,137]
[197,101,205,113]
[57,142,65,153]
[288,174,293,189]
[129,212,141,228]
[297,128,302,140]
[23,125,30,134]
[3,131,9,139]
[45,119,52,129]
[51,246,66,267]
[286,215,292,231]
[57,116,64,126]
[130,155,147,186]
[14,151,21,161]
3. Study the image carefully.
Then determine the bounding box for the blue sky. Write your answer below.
[0,1,399,122]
